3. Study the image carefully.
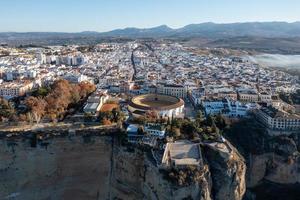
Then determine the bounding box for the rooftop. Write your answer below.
[100,103,119,112]
[84,102,99,111]
[260,106,300,119]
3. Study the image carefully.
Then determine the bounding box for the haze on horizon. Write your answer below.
[0,0,300,32]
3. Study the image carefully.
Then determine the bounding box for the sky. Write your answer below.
[0,0,299,32]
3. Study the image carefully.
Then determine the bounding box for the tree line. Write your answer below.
[0,79,96,123]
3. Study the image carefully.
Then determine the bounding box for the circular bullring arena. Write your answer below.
[128,94,184,118]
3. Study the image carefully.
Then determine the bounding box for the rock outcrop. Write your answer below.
[110,146,214,200]
[203,142,246,200]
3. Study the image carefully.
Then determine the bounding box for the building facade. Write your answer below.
[157,84,188,99]
[256,106,300,131]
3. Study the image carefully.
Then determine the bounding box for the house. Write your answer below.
[126,124,157,146]
[189,87,205,106]
[83,102,102,114]
[238,91,259,102]
[157,83,188,99]
[202,97,255,117]
[83,93,109,114]
[0,81,34,98]
[126,124,139,135]
[202,97,227,115]
[144,123,166,138]
[259,92,272,103]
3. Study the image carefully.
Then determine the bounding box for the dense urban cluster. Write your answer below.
[0,41,299,134]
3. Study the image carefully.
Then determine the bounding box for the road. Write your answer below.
[130,47,138,81]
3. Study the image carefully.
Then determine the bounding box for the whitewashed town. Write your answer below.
[2,1,300,199]
[1,37,300,200]
[0,41,299,184]
[1,41,299,135]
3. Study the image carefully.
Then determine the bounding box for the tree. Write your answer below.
[172,118,184,128]
[26,112,34,124]
[134,116,147,125]
[32,86,50,97]
[8,79,97,123]
[43,79,96,121]
[181,120,197,137]
[212,123,220,135]
[84,112,93,122]
[78,81,96,98]
[0,98,16,121]
[172,127,181,138]
[71,87,81,104]
[167,117,171,126]
[19,114,28,122]
[25,96,47,123]
[195,110,205,126]
[215,114,226,129]
[101,118,112,125]
[111,108,119,122]
[206,115,215,126]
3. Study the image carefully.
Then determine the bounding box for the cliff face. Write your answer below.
[203,142,246,200]
[246,134,300,187]
[0,136,113,200]
[247,153,300,187]
[225,120,300,200]
[110,146,213,200]
[0,135,246,200]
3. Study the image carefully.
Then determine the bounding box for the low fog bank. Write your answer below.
[246,54,300,69]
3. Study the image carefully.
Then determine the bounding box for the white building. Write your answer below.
[189,88,205,106]
[36,53,46,64]
[0,81,34,98]
[238,91,259,102]
[259,92,272,103]
[202,97,254,117]
[83,93,109,114]
[157,84,188,99]
[64,73,92,84]
[256,106,300,131]
[144,123,166,138]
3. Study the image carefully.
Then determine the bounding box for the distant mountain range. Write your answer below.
[1,22,300,40]
[1,22,300,51]
[98,22,300,38]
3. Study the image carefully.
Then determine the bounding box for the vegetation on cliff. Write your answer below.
[162,165,208,186]
[0,79,96,123]
[167,112,225,142]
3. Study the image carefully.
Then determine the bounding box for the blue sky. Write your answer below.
[0,0,299,32]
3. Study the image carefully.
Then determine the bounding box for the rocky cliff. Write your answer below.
[225,118,300,200]
[203,142,246,200]
[0,136,113,200]
[110,146,213,200]
[0,134,246,200]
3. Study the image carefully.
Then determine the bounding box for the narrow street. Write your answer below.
[130,47,138,81]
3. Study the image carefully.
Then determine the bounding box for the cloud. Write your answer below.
[247,54,300,69]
